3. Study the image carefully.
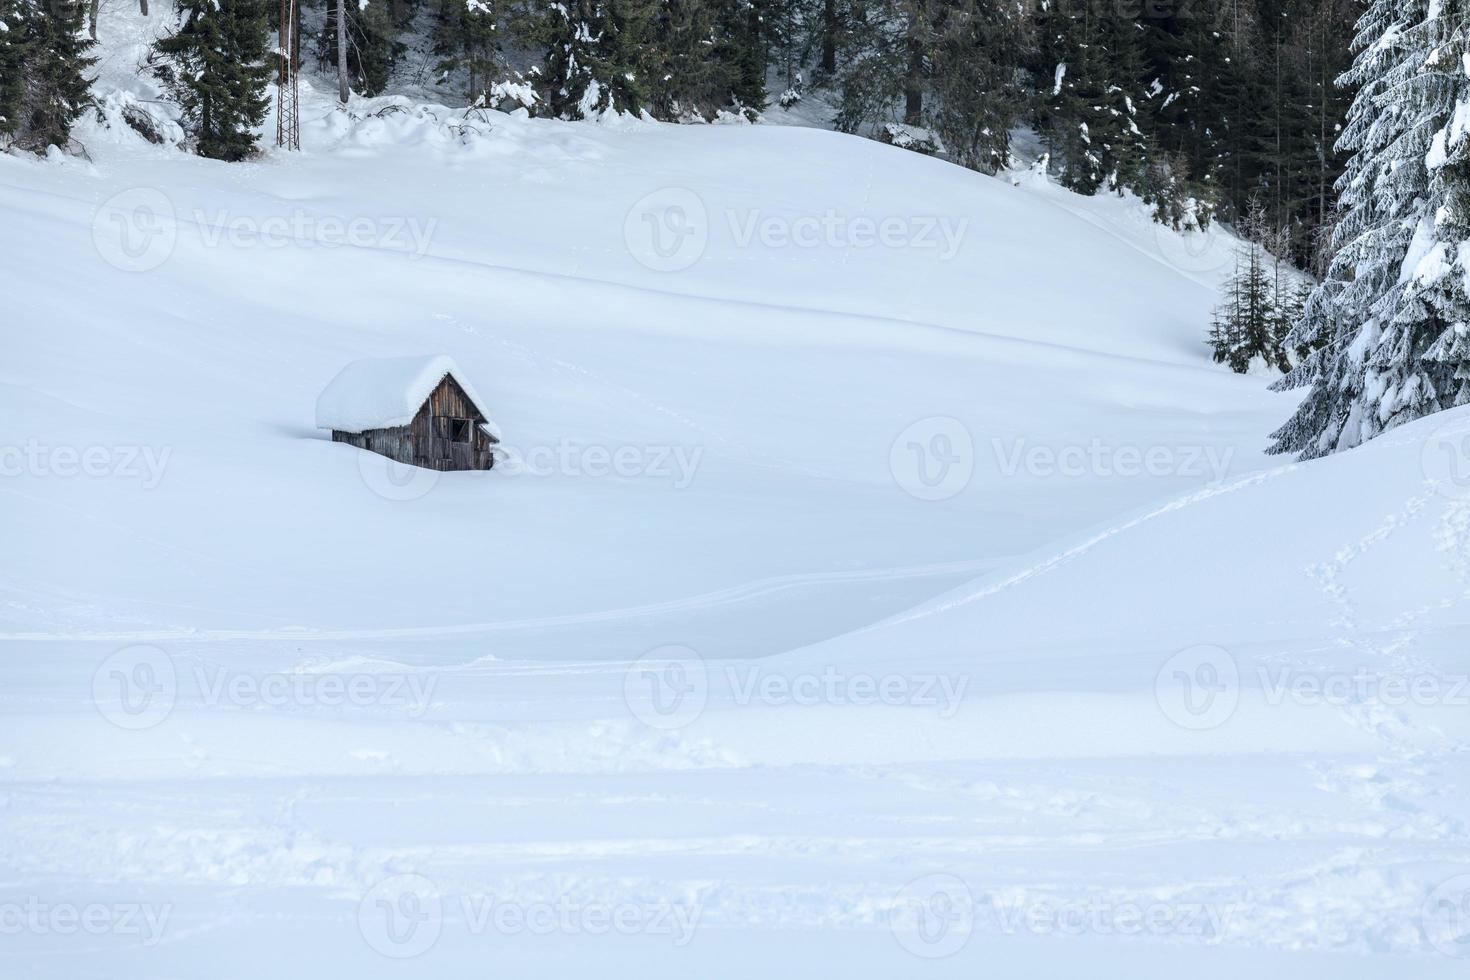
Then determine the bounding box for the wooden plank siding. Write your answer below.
[331,374,497,471]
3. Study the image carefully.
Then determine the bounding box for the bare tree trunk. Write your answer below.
[821,0,836,74]
[140,0,148,14]
[89,0,99,39]
[337,0,349,105]
[1317,18,1327,236]
[903,33,922,126]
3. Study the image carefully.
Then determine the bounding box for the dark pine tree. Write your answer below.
[431,0,508,102]
[1035,1,1149,195]
[1137,8,1227,218]
[648,0,734,119]
[151,0,272,160]
[1210,200,1289,374]
[316,0,404,98]
[539,0,654,119]
[925,0,1026,172]
[714,0,767,114]
[14,0,96,152]
[835,0,1026,172]
[0,0,29,139]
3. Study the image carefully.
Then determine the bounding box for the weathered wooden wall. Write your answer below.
[332,374,496,471]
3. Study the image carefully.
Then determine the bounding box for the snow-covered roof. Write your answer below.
[315,355,493,433]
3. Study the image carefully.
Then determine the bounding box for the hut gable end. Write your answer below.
[421,375,482,424]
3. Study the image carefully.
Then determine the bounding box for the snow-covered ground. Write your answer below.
[3,6,1470,978]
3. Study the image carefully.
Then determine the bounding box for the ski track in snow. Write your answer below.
[875,462,1301,628]
[0,556,1003,642]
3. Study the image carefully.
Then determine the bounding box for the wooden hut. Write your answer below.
[316,355,499,471]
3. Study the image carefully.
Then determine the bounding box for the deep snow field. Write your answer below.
[4,6,1470,978]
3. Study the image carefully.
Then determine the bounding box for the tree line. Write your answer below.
[6,1,1359,259]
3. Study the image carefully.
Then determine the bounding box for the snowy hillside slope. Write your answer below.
[3,4,1277,655]
[4,8,1470,978]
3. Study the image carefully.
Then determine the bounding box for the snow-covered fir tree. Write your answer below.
[0,0,28,140]
[645,0,744,119]
[316,0,406,98]
[564,0,771,121]
[539,0,654,119]
[1210,199,1292,374]
[1037,1,1149,195]
[712,0,766,115]
[1269,1,1360,258]
[1136,10,1225,208]
[645,0,718,119]
[765,0,805,96]
[5,0,96,152]
[1419,113,1470,398]
[150,0,272,160]
[1271,0,1464,457]
[835,0,1027,173]
[1388,16,1470,414]
[432,0,508,102]
[923,0,1027,171]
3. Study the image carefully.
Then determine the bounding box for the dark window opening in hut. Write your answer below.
[448,418,471,443]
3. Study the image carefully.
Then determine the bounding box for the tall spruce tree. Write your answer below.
[1133,10,1226,225]
[1271,0,1457,456]
[1037,1,1149,195]
[1294,1,1360,259]
[1210,199,1290,373]
[1380,9,1470,419]
[647,0,737,119]
[831,0,909,135]
[0,0,29,140]
[835,0,1026,173]
[431,0,508,102]
[1421,33,1470,403]
[538,0,653,118]
[713,0,766,114]
[1138,7,1219,195]
[13,0,96,151]
[765,0,804,94]
[151,0,272,160]
[924,0,1025,171]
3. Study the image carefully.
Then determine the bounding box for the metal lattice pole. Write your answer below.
[276,0,300,150]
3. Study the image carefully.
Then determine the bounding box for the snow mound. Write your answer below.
[314,354,494,433]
